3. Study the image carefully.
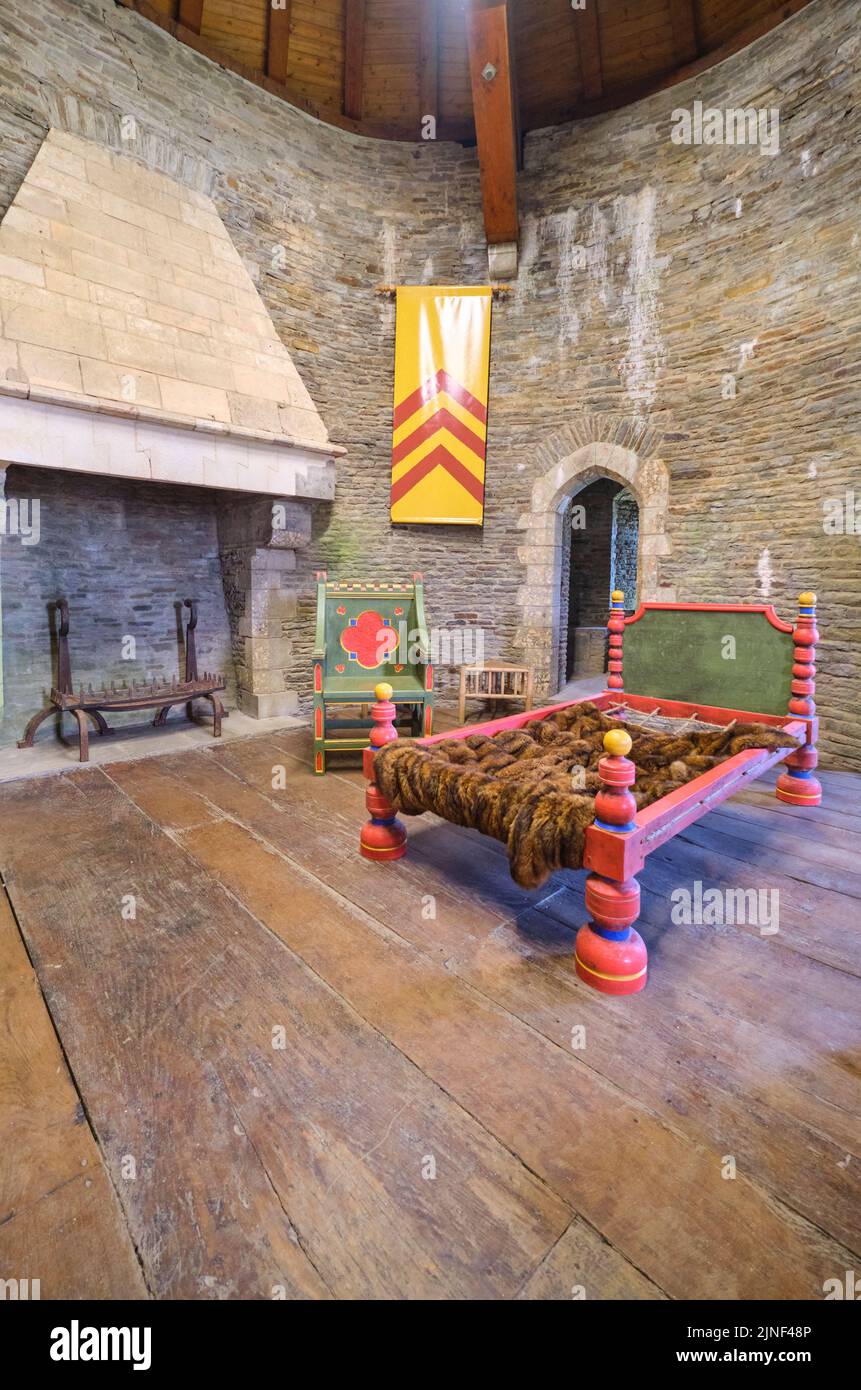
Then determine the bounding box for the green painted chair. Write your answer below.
[312,573,434,773]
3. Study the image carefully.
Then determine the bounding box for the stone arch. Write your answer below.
[516,438,675,697]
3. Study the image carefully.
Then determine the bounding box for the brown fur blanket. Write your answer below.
[374,702,797,889]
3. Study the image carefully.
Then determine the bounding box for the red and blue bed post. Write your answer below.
[607,589,625,690]
[575,729,648,995]
[360,682,408,861]
[776,592,823,807]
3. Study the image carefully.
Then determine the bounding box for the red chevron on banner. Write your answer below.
[391,406,485,467]
[393,368,488,430]
[390,444,485,507]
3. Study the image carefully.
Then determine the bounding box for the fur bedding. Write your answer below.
[373,701,797,888]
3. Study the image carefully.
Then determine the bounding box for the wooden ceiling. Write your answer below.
[121,1,813,144]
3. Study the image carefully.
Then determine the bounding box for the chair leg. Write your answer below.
[73,708,90,763]
[313,696,326,773]
[17,705,57,749]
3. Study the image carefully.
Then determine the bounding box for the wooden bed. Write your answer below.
[358,593,822,995]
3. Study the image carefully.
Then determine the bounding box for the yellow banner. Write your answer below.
[391,286,491,525]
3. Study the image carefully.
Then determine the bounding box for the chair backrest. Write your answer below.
[316,575,428,679]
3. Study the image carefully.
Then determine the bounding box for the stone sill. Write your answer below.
[0,379,346,461]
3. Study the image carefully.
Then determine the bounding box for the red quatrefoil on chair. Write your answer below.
[339,610,399,670]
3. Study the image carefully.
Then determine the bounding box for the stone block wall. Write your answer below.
[612,493,639,611]
[216,495,312,718]
[0,0,858,768]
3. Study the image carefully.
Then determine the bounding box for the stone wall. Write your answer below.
[0,0,858,768]
[611,493,640,612]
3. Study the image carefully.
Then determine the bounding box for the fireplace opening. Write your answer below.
[0,464,238,749]
[563,478,639,681]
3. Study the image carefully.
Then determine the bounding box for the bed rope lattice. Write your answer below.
[373,701,797,889]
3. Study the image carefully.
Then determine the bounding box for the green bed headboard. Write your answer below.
[621,603,796,717]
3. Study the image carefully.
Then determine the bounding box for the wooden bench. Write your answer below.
[18,598,227,763]
[457,661,534,724]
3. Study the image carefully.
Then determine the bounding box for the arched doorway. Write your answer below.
[564,479,640,680]
[515,432,674,699]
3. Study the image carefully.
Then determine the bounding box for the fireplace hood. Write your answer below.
[0,129,342,498]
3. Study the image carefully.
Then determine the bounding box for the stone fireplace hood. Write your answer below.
[0,130,343,498]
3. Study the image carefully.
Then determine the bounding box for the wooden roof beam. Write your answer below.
[419,0,440,138]
[466,1,519,274]
[576,1,603,101]
[266,0,292,83]
[176,0,203,35]
[669,0,700,66]
[344,0,367,121]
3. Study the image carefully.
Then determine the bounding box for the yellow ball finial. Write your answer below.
[611,590,625,602]
[604,729,632,757]
[375,682,393,701]
[798,592,816,607]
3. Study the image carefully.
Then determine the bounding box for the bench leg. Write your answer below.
[87,710,112,736]
[73,708,90,763]
[205,693,224,738]
[153,706,171,727]
[17,705,57,749]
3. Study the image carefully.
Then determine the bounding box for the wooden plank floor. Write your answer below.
[0,726,858,1299]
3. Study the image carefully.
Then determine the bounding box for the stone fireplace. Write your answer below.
[0,129,342,742]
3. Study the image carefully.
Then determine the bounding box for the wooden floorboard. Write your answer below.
[0,889,146,1298]
[222,737,861,1249]
[0,730,858,1299]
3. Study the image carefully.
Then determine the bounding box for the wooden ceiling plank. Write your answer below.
[669,0,700,66]
[118,0,815,144]
[343,0,367,120]
[576,1,603,101]
[466,1,518,257]
[419,0,440,133]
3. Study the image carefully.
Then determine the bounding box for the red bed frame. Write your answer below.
[358,593,821,996]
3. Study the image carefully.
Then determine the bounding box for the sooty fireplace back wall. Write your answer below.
[0,464,236,746]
